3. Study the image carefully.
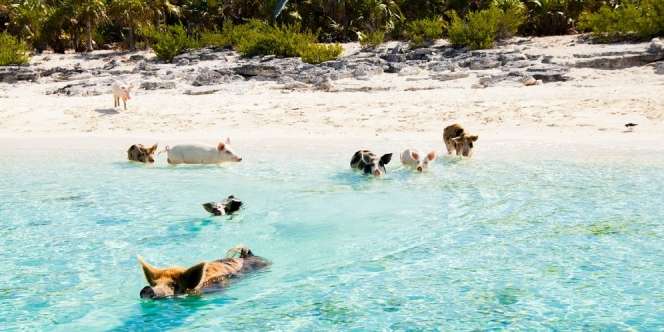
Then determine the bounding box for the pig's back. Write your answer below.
[168,144,218,164]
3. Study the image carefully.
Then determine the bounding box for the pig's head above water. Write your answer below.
[451,134,478,157]
[350,150,392,177]
[138,256,206,299]
[127,144,157,163]
[400,149,437,172]
[217,138,242,162]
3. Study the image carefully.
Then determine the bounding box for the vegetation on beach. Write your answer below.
[578,0,664,42]
[0,32,29,65]
[200,21,343,64]
[405,18,446,48]
[0,0,662,64]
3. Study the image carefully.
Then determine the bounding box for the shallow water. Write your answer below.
[1,143,663,331]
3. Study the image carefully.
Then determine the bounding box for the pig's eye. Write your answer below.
[469,142,474,148]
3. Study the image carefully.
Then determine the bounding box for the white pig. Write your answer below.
[112,81,134,110]
[166,138,242,165]
[400,149,437,172]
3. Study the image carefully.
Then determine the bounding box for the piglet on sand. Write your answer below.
[112,81,134,110]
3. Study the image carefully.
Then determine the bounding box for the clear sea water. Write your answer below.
[1,141,663,331]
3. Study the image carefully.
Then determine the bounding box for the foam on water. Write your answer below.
[0,143,663,331]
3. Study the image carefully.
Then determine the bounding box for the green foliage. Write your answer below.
[578,0,664,41]
[143,24,195,62]
[448,3,524,50]
[405,17,446,48]
[299,43,344,64]
[200,21,342,64]
[524,0,573,35]
[0,32,29,66]
[359,30,386,49]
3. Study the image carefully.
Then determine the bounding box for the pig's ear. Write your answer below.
[180,262,206,290]
[217,142,225,151]
[225,137,231,145]
[427,151,437,161]
[380,153,392,165]
[138,256,161,286]
[411,151,419,160]
[468,135,479,142]
[148,144,158,154]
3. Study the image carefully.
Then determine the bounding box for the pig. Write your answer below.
[138,245,270,299]
[165,138,242,165]
[443,123,479,157]
[127,143,158,163]
[400,149,437,172]
[112,81,134,110]
[350,150,392,177]
[203,195,243,216]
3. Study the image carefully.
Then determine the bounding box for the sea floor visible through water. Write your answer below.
[0,140,663,331]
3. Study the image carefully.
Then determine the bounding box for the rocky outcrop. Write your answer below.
[0,66,39,83]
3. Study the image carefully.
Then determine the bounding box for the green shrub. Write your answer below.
[201,21,342,64]
[359,30,385,49]
[0,32,30,66]
[200,20,269,49]
[299,43,344,64]
[578,0,664,42]
[447,3,525,50]
[144,24,196,62]
[406,18,446,48]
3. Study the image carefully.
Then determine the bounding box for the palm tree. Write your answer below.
[108,0,154,49]
[71,0,107,51]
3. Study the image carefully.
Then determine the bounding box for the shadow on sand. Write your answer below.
[94,108,120,116]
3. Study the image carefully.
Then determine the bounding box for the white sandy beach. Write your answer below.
[1,35,663,151]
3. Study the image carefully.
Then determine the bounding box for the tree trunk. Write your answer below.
[128,27,135,50]
[86,18,93,52]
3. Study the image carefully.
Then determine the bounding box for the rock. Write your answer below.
[175,58,190,66]
[191,67,224,86]
[431,71,470,81]
[0,66,39,83]
[406,48,436,61]
[313,77,334,91]
[521,76,538,86]
[199,53,219,61]
[648,38,664,55]
[184,87,221,95]
[498,52,528,64]
[103,59,119,70]
[129,54,146,61]
[469,57,500,70]
[655,62,664,75]
[526,65,571,82]
[541,55,554,64]
[574,53,664,69]
[234,64,280,78]
[140,81,176,90]
[352,64,383,78]
[384,62,405,73]
[382,53,406,63]
[505,60,532,69]
[47,82,103,96]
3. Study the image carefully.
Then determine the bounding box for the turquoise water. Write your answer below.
[1,143,663,331]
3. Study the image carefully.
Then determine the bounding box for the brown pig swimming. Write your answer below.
[443,123,479,157]
[138,246,269,299]
[127,144,158,163]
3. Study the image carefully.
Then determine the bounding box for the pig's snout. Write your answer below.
[416,166,423,172]
[372,169,381,177]
[140,286,156,299]
[237,157,242,162]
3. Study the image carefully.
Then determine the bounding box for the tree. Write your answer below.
[72,0,107,51]
[109,0,154,49]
